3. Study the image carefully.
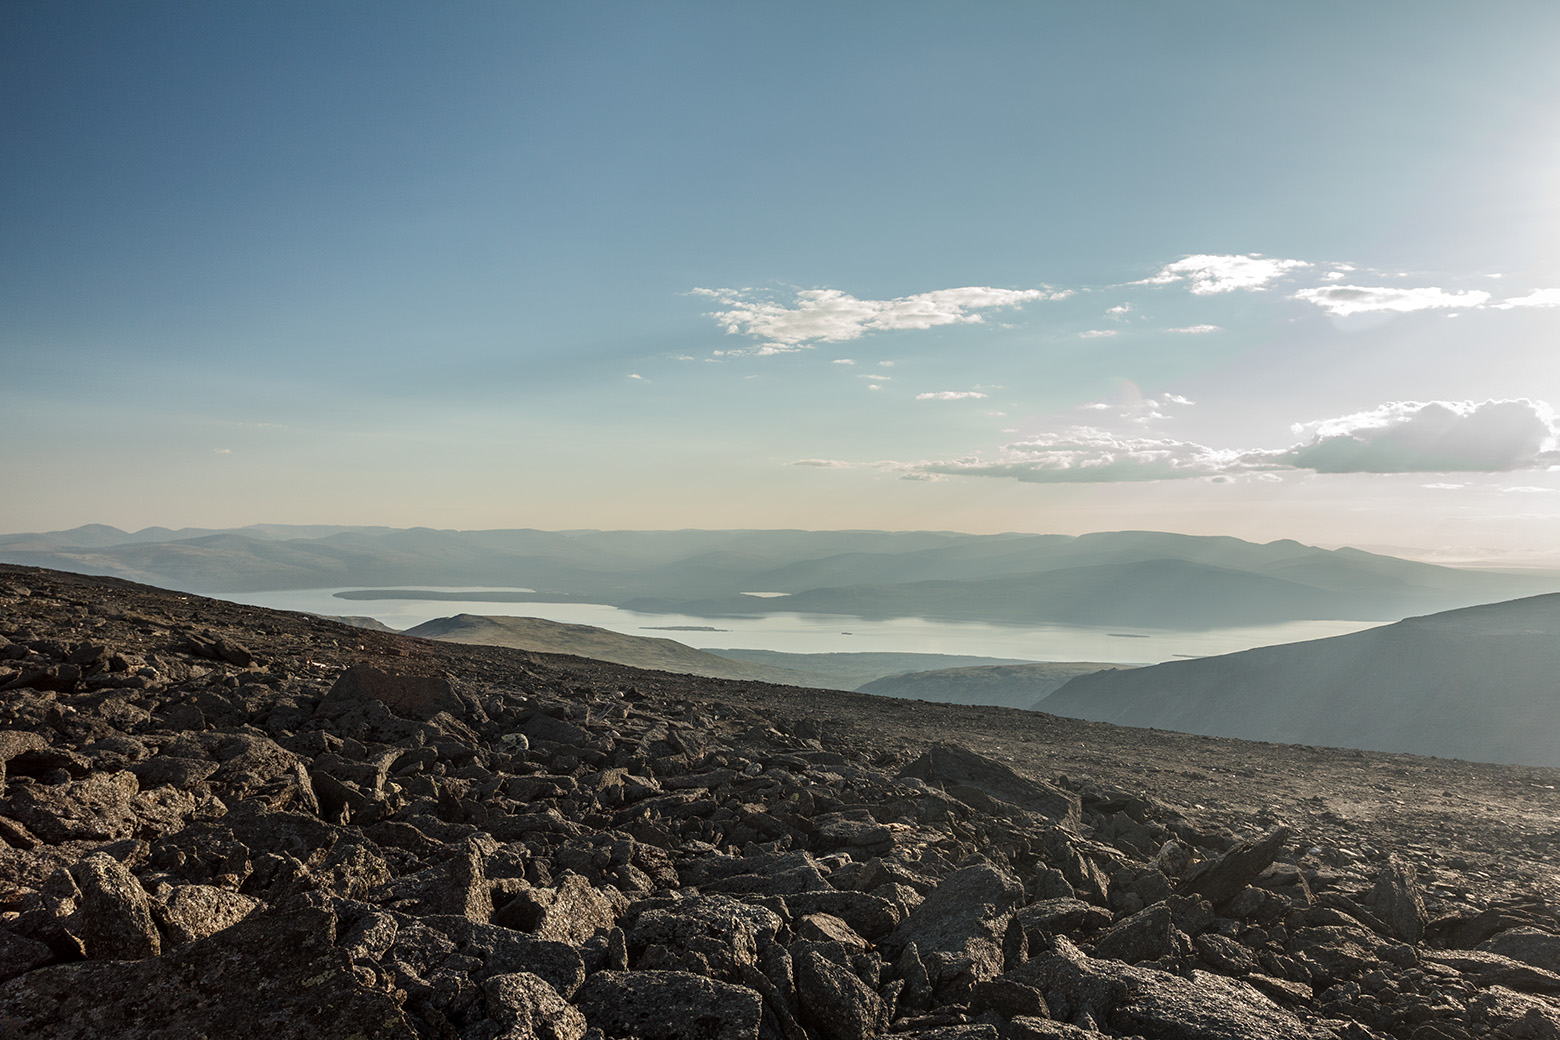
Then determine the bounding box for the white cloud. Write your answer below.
[1079,329,1117,338]
[1291,284,1492,317]
[792,458,851,468]
[859,373,890,380]
[832,358,856,365]
[1502,485,1558,494]
[916,391,989,401]
[867,384,883,391]
[1492,288,1560,310]
[916,428,1259,484]
[1139,253,1311,294]
[692,284,1067,352]
[1166,324,1222,334]
[906,398,1560,485]
[1162,393,1195,406]
[1106,304,1131,315]
[1278,399,1560,473]
[1422,482,1465,490]
[627,373,645,380]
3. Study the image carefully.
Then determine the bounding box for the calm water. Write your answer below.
[218,587,1383,665]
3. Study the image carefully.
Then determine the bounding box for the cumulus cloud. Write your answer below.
[1079,329,1118,338]
[904,399,1560,485]
[1291,284,1492,316]
[1106,304,1131,315]
[1167,324,1222,334]
[692,284,1067,352]
[1139,254,1311,294]
[1276,400,1560,473]
[916,391,989,401]
[1492,288,1560,310]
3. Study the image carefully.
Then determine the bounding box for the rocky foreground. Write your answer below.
[2,566,1559,1039]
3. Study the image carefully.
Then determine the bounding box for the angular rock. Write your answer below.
[482,971,587,1040]
[574,969,764,1040]
[0,929,52,983]
[1479,927,1560,974]
[1178,827,1291,907]
[794,947,888,1040]
[630,895,783,980]
[898,743,1080,830]
[494,873,617,945]
[1422,948,1560,994]
[72,851,161,959]
[890,862,1023,995]
[0,905,416,1039]
[1363,854,1426,943]
[1092,902,1186,965]
[320,663,463,721]
[154,884,260,946]
[3,770,140,844]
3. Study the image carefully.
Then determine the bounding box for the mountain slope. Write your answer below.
[855,660,1128,709]
[1038,593,1560,766]
[400,614,830,686]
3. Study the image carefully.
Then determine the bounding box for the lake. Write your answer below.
[217,586,1384,664]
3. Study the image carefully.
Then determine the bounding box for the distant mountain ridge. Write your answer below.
[3,524,1557,630]
[1037,592,1560,766]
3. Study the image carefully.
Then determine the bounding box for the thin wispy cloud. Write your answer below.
[1166,324,1222,334]
[1291,284,1493,316]
[916,428,1252,483]
[916,390,988,401]
[1491,288,1560,310]
[791,458,850,468]
[900,399,1560,484]
[1138,253,1311,294]
[1079,329,1117,338]
[691,284,1068,353]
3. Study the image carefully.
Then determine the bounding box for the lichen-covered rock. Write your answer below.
[72,851,161,959]
[482,971,587,1040]
[494,873,617,944]
[153,884,260,946]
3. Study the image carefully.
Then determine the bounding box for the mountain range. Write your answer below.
[4,524,1557,630]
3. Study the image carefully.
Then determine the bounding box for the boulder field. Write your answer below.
[2,564,1559,1039]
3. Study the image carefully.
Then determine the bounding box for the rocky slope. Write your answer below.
[3,563,1560,1039]
[1040,593,1560,767]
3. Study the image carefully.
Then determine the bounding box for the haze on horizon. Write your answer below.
[5,2,1560,562]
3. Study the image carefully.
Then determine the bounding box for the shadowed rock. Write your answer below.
[1178,826,1291,906]
[574,969,764,1040]
[898,743,1081,830]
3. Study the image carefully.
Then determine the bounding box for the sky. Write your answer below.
[4,1,1560,560]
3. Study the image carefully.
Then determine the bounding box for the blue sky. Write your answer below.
[5,2,1560,558]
